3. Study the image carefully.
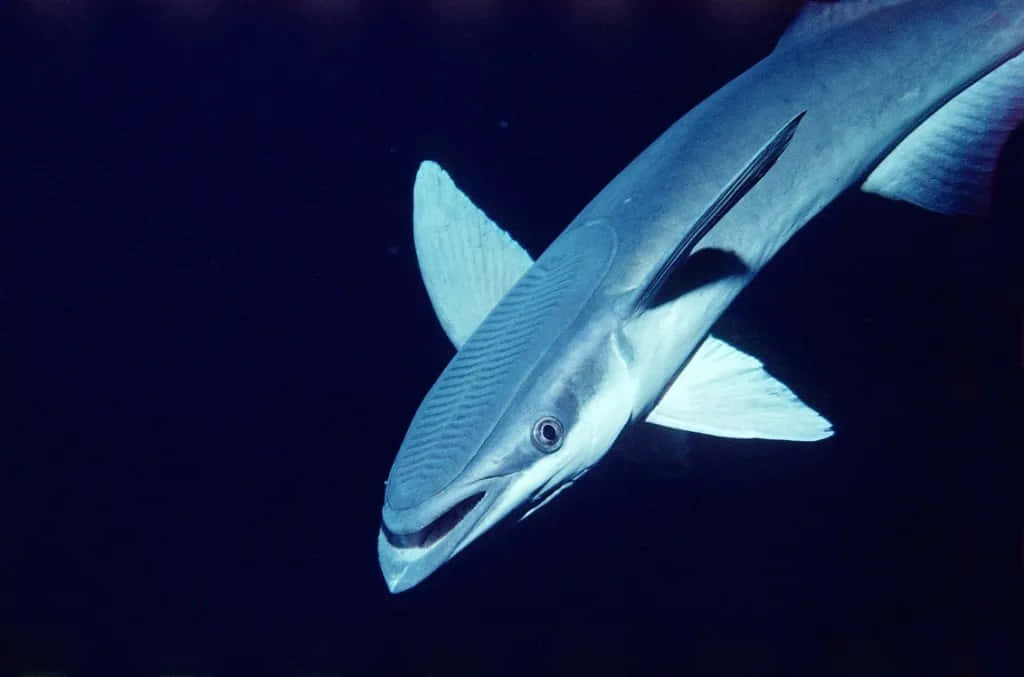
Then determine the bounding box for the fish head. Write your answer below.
[378,225,632,593]
[377,321,633,593]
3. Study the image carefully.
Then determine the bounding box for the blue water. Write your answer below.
[4,2,1021,675]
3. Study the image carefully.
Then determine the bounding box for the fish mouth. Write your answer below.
[378,485,504,593]
[381,491,486,550]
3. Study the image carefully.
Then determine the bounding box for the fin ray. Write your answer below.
[862,51,1024,216]
[413,161,534,349]
[645,336,833,442]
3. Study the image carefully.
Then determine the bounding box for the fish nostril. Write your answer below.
[382,492,486,549]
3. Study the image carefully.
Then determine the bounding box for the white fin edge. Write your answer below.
[413,161,534,349]
[646,336,833,442]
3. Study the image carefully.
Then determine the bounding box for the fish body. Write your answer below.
[378,0,1024,592]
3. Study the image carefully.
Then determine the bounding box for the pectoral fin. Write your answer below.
[413,161,534,349]
[862,51,1024,217]
[646,336,833,442]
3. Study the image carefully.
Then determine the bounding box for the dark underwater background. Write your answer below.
[4,1,1022,675]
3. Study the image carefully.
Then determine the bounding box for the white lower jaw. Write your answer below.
[378,484,506,593]
[378,387,631,594]
[377,529,420,593]
[378,523,463,593]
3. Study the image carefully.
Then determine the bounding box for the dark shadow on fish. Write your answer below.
[649,247,749,309]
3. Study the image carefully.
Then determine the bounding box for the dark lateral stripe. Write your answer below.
[635,110,807,312]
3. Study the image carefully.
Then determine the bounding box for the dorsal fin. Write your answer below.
[412,161,534,349]
[862,50,1024,217]
[775,1,909,53]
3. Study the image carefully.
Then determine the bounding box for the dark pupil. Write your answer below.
[541,423,558,442]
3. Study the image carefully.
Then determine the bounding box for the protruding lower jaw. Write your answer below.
[377,484,505,593]
[376,528,427,594]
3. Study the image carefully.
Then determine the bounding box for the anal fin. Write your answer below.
[863,51,1024,217]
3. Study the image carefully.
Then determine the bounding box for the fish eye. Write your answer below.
[531,416,564,453]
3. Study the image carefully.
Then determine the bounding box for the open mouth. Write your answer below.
[382,492,486,550]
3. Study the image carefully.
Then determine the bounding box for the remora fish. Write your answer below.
[379,0,1024,593]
